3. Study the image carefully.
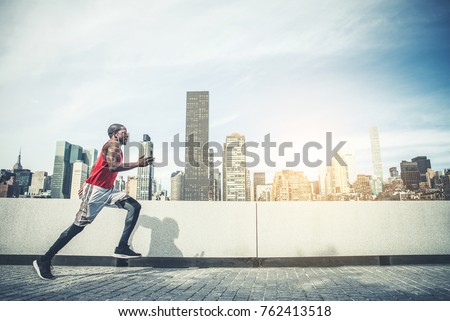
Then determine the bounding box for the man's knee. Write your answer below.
[127,198,141,212]
[134,201,142,212]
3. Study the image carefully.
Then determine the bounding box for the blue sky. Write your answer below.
[1,0,449,189]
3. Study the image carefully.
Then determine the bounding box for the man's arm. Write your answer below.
[105,141,153,173]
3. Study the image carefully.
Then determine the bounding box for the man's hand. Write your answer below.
[138,155,154,167]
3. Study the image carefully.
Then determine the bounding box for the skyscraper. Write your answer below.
[369,126,383,195]
[343,149,357,184]
[70,161,88,199]
[223,133,248,201]
[136,134,154,200]
[325,155,350,194]
[82,148,98,176]
[318,166,328,196]
[126,176,138,199]
[12,150,23,171]
[214,169,222,201]
[443,169,450,200]
[170,171,185,201]
[29,171,50,196]
[253,172,266,201]
[256,184,272,201]
[115,176,126,192]
[400,161,420,190]
[207,149,222,202]
[12,150,32,196]
[0,169,16,198]
[184,91,209,201]
[426,168,436,188]
[208,148,215,201]
[389,167,399,178]
[411,156,432,183]
[245,169,251,202]
[51,141,84,199]
[434,171,443,185]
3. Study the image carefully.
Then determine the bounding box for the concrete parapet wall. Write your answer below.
[0,199,449,259]
[257,202,450,257]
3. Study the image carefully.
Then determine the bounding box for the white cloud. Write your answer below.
[0,0,397,84]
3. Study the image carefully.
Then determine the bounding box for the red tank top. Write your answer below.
[85,143,121,189]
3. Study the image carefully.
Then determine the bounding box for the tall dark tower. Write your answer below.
[12,149,32,196]
[184,91,209,201]
[411,156,431,183]
[400,160,420,190]
[208,148,215,201]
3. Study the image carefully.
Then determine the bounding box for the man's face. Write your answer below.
[117,127,129,145]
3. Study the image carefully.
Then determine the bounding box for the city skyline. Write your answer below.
[2,122,450,194]
[2,131,449,200]
[1,1,449,190]
[2,125,450,183]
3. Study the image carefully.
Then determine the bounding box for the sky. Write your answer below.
[1,0,450,191]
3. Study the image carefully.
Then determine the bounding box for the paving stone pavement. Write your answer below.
[0,265,450,301]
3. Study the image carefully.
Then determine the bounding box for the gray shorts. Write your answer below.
[74,183,129,227]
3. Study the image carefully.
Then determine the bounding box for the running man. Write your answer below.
[33,123,154,280]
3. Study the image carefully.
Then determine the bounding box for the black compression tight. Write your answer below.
[116,198,141,248]
[42,197,141,261]
[43,224,84,261]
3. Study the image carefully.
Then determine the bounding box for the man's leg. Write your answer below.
[44,224,85,260]
[113,197,142,258]
[33,224,85,280]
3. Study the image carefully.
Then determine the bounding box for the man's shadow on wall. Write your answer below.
[131,215,183,257]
